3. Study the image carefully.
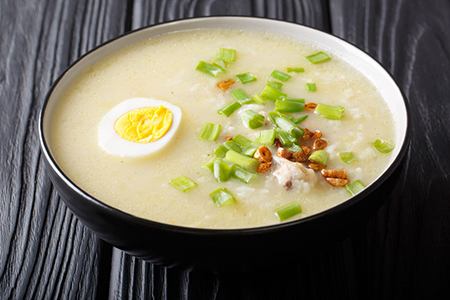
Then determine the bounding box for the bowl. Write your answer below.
[39,17,410,273]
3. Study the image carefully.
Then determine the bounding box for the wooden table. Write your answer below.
[1,0,449,299]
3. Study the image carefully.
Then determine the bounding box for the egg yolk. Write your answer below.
[114,105,173,143]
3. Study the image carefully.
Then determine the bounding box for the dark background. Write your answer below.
[1,0,449,299]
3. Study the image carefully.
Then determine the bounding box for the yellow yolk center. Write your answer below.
[114,106,173,143]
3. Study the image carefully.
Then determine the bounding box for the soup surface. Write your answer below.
[50,28,395,229]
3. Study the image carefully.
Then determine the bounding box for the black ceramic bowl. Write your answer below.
[39,17,410,273]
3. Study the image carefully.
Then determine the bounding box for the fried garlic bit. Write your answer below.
[254,146,272,163]
[217,79,235,91]
[322,169,349,187]
[257,162,272,173]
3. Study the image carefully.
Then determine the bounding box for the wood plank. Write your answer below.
[330,0,450,298]
[0,0,129,298]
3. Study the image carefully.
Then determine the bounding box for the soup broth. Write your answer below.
[50,29,395,229]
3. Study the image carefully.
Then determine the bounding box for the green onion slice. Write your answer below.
[269,112,304,137]
[372,139,395,153]
[241,110,265,129]
[268,80,283,90]
[252,94,265,104]
[254,129,276,146]
[213,159,231,182]
[231,88,252,104]
[286,67,305,73]
[214,145,229,158]
[199,123,221,141]
[224,150,259,172]
[244,147,258,157]
[261,85,287,101]
[201,157,218,172]
[293,115,308,124]
[195,61,224,77]
[309,150,329,165]
[271,70,291,82]
[276,129,297,147]
[231,165,258,184]
[275,202,302,221]
[306,83,317,92]
[212,59,226,70]
[232,134,253,149]
[216,48,236,63]
[169,175,197,192]
[218,101,242,117]
[236,72,257,84]
[275,99,305,113]
[315,103,345,120]
[224,140,245,154]
[339,151,357,164]
[210,187,237,207]
[345,180,365,196]
[305,51,331,64]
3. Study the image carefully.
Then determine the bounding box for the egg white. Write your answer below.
[98,97,182,158]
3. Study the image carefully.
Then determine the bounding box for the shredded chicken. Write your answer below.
[272,156,317,189]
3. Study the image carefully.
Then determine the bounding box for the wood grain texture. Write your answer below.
[0,0,128,298]
[1,0,450,299]
[330,0,450,299]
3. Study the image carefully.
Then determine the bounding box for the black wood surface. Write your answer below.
[1,0,449,299]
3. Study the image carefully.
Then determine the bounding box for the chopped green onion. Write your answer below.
[286,67,305,73]
[293,115,308,124]
[275,99,305,113]
[268,80,283,90]
[224,140,245,154]
[285,98,305,103]
[210,188,236,207]
[276,129,297,147]
[236,72,257,84]
[372,139,395,153]
[315,103,345,120]
[214,145,229,158]
[306,83,316,92]
[241,110,265,129]
[231,88,252,104]
[218,101,242,117]
[339,151,357,164]
[261,85,287,101]
[199,123,221,141]
[252,94,265,104]
[195,61,224,77]
[309,150,329,165]
[271,70,291,82]
[232,134,253,149]
[201,157,218,172]
[345,180,365,196]
[279,112,295,120]
[275,202,302,221]
[212,59,226,69]
[254,129,276,146]
[231,165,258,184]
[286,143,302,153]
[213,159,231,182]
[305,51,331,64]
[244,147,258,157]
[269,112,304,137]
[224,150,259,172]
[216,48,236,63]
[169,175,197,192]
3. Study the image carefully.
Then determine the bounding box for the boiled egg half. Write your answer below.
[98,97,182,158]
